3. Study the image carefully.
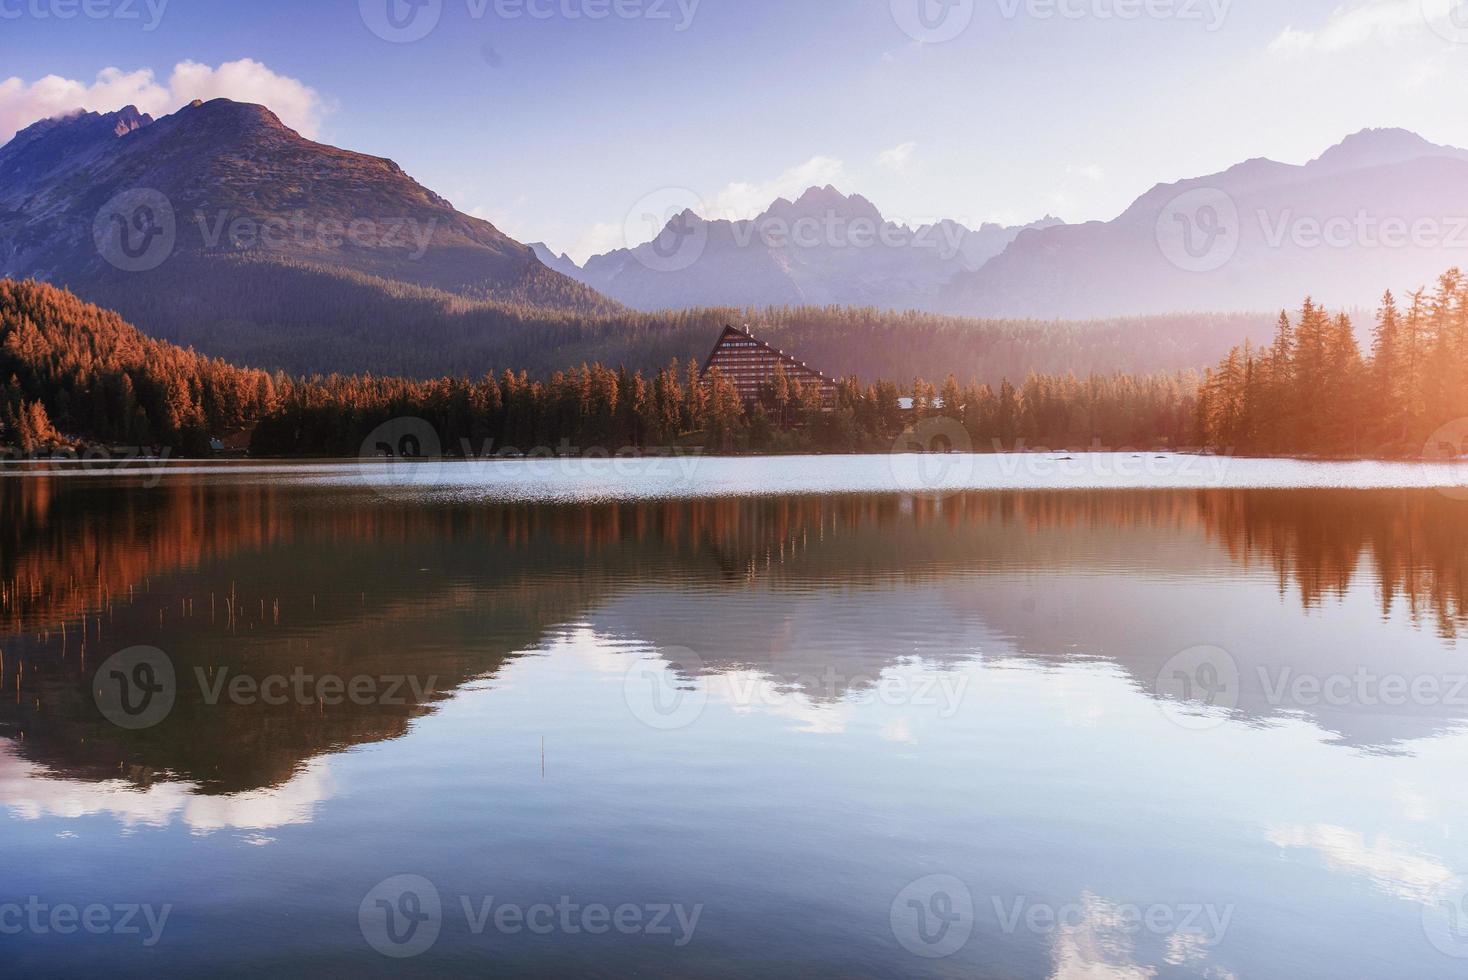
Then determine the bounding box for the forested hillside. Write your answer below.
[0,279,279,453]
[7,274,1466,461]
[0,279,1203,456]
[96,259,1269,384]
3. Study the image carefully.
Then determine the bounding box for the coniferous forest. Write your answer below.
[1195,271,1468,456]
[3,273,1467,459]
[80,257,1270,384]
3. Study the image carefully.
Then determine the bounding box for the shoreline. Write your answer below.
[1,447,1457,466]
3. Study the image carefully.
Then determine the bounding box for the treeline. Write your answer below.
[252,361,1198,456]
[73,254,1271,384]
[1198,268,1468,456]
[13,271,1468,460]
[2,279,1199,457]
[1,279,281,454]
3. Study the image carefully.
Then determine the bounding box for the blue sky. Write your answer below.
[4,0,1468,260]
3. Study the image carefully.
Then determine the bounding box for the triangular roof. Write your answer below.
[700,325,836,386]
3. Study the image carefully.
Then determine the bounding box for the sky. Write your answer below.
[3,0,1468,262]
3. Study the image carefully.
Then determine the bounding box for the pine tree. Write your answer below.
[939,375,962,422]
[1324,313,1363,454]
[1371,291,1402,446]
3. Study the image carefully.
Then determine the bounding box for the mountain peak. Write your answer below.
[111,105,152,137]
[529,242,584,277]
[1334,126,1431,150]
[1,98,614,368]
[759,185,883,225]
[6,104,153,148]
[178,97,291,132]
[1307,127,1465,175]
[795,184,846,205]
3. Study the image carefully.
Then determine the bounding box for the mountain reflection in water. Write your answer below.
[3,473,1466,795]
[4,466,1468,979]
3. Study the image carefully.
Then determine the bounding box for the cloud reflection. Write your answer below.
[0,742,333,834]
[1266,823,1454,903]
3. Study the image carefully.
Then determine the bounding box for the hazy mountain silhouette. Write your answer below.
[945,128,1468,318]
[555,185,1060,312]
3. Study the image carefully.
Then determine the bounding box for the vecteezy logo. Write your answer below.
[1423,0,1468,44]
[360,875,443,958]
[1155,187,1240,273]
[360,0,442,42]
[624,188,709,274]
[1424,875,1468,958]
[1154,645,1240,731]
[93,646,176,730]
[622,646,708,730]
[93,189,176,272]
[889,416,976,498]
[1422,418,1468,501]
[890,874,974,959]
[357,417,445,490]
[890,0,975,43]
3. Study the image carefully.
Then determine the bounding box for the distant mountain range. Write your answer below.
[533,188,1061,312]
[539,129,1468,319]
[2,99,1463,375]
[945,128,1468,318]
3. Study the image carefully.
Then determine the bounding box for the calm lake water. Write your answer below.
[4,457,1468,977]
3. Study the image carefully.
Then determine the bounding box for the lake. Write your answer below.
[3,456,1468,977]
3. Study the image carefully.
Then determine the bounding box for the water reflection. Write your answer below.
[4,469,1468,976]
[3,475,1467,803]
[0,741,331,834]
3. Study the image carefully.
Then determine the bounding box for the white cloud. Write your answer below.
[1269,0,1439,54]
[167,59,329,137]
[876,141,918,173]
[567,221,624,265]
[0,59,329,145]
[0,67,166,143]
[1268,26,1316,53]
[702,155,849,221]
